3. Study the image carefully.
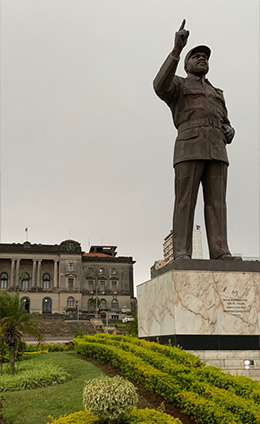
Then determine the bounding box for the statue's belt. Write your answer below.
[178,118,223,133]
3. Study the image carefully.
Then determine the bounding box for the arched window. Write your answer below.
[99,298,107,310]
[88,298,95,312]
[67,296,75,308]
[0,272,8,289]
[111,298,119,311]
[43,273,50,289]
[21,297,30,313]
[21,273,30,289]
[42,297,52,314]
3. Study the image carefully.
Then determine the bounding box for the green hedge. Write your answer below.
[47,407,182,424]
[74,335,260,424]
[77,334,259,400]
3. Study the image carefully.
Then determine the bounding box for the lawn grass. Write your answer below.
[2,352,104,424]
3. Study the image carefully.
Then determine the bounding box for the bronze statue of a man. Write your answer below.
[153,20,238,260]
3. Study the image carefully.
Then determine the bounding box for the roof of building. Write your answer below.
[83,252,111,258]
[0,241,135,263]
[0,239,82,255]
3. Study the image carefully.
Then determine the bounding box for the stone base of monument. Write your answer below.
[137,259,260,381]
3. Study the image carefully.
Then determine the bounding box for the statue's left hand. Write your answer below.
[222,124,235,144]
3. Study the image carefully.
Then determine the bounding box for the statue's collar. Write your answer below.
[187,74,209,83]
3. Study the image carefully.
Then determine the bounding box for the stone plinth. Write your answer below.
[137,260,260,350]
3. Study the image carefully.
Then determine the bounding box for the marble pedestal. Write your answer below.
[137,260,260,350]
[137,260,260,379]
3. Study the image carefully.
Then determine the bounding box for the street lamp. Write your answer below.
[94,268,99,319]
[75,300,79,321]
[244,359,254,369]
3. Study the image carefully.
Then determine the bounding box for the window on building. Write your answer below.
[68,278,74,290]
[0,272,8,289]
[88,280,94,291]
[111,268,117,276]
[67,296,75,308]
[21,273,30,290]
[21,297,30,313]
[42,297,52,314]
[88,298,95,312]
[99,267,104,275]
[99,298,107,310]
[43,273,50,289]
[100,280,105,292]
[112,280,117,289]
[68,263,74,272]
[111,298,119,311]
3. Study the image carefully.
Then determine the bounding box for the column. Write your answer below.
[37,260,42,288]
[11,259,15,288]
[32,260,37,288]
[54,260,58,288]
[15,259,20,289]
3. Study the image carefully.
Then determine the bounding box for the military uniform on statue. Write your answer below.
[153,20,240,261]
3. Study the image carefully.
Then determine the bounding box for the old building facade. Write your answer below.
[0,240,135,320]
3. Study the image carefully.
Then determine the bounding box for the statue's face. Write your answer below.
[186,52,209,75]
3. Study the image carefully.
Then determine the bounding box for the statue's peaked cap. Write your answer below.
[184,45,211,70]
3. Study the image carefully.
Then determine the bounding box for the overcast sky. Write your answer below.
[0,0,259,289]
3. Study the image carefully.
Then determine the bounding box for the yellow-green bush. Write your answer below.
[47,408,182,424]
[126,407,182,423]
[47,410,98,424]
[23,350,48,355]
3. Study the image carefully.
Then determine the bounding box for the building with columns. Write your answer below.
[0,240,135,320]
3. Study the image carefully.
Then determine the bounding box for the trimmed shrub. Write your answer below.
[82,376,138,422]
[126,407,182,423]
[47,410,98,424]
[47,408,182,424]
[23,350,48,356]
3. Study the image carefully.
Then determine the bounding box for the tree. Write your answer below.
[0,290,41,374]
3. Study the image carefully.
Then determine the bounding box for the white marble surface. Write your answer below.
[189,350,260,382]
[137,270,260,337]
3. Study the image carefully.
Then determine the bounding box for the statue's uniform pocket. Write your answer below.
[182,88,205,111]
[176,127,199,140]
[174,128,200,165]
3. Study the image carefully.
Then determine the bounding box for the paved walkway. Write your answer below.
[24,337,73,344]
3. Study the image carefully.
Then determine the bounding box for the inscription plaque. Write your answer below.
[223,298,250,316]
